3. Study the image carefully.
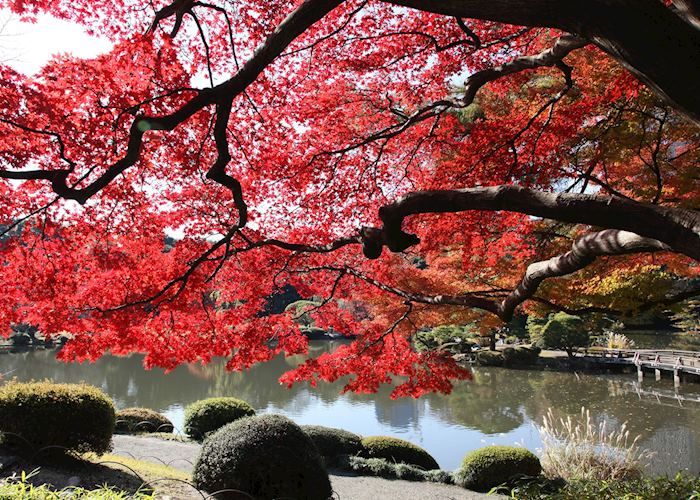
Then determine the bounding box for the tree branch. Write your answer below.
[0,0,343,210]
[363,186,700,262]
[673,0,700,30]
[499,229,669,320]
[384,0,700,124]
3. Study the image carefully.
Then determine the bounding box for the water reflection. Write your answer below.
[2,345,700,473]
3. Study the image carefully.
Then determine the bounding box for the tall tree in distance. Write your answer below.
[0,0,698,397]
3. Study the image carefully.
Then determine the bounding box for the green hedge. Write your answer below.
[302,425,362,465]
[192,414,332,500]
[339,456,454,484]
[183,397,255,441]
[115,408,174,434]
[360,436,439,470]
[0,381,114,457]
[456,445,541,492]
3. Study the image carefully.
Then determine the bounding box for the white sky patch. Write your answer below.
[0,9,112,75]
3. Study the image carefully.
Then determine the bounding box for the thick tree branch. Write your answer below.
[384,0,700,124]
[364,186,700,262]
[498,230,669,320]
[674,0,700,30]
[309,228,673,321]
[461,35,586,104]
[148,0,195,37]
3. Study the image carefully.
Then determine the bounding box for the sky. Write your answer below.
[0,9,112,75]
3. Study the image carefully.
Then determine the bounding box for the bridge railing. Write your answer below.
[633,351,700,371]
[581,347,637,359]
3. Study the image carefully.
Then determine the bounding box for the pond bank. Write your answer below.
[462,348,700,385]
[112,434,491,499]
[3,347,700,474]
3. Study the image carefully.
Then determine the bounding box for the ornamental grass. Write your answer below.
[538,407,651,482]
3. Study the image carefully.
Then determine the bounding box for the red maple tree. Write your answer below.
[1,0,699,397]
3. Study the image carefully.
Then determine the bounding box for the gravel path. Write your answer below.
[112,435,493,500]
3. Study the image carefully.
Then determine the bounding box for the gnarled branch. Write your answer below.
[363,186,700,262]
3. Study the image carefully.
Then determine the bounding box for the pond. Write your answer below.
[2,342,700,474]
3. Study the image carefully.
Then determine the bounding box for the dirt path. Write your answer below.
[112,435,494,500]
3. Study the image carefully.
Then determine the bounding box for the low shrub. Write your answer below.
[360,436,439,470]
[143,432,190,442]
[475,350,504,366]
[115,408,174,434]
[192,414,332,500]
[0,381,114,457]
[502,346,541,366]
[509,473,700,499]
[456,445,541,492]
[183,397,255,441]
[301,425,362,464]
[339,455,453,484]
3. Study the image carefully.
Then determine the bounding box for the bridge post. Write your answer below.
[638,365,644,383]
[674,356,684,387]
[655,369,661,381]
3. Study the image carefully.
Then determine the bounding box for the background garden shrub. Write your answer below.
[360,436,439,470]
[531,312,589,357]
[0,381,114,457]
[115,408,174,434]
[301,425,362,465]
[413,324,477,354]
[475,350,504,366]
[184,397,255,441]
[502,346,541,366]
[192,414,332,500]
[456,445,542,492]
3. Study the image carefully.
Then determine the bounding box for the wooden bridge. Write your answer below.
[580,348,700,386]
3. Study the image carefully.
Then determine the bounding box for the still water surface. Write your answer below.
[2,342,700,473]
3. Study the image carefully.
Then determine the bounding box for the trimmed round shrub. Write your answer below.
[193,414,332,500]
[115,407,174,434]
[302,425,363,464]
[360,436,439,470]
[456,445,542,492]
[184,397,255,441]
[0,381,114,456]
